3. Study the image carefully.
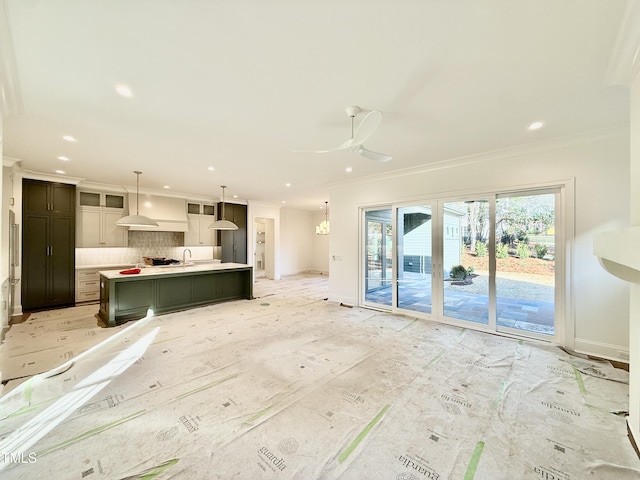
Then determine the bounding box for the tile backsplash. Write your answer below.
[128,231,184,249]
[75,231,215,267]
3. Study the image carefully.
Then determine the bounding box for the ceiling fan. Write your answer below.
[294,106,392,162]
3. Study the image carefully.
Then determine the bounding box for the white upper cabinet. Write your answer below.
[184,202,216,246]
[76,190,127,247]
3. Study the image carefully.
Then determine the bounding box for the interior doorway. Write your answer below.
[254,217,274,279]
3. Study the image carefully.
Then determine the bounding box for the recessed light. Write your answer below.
[163,185,170,189]
[285,182,291,187]
[233,195,238,198]
[528,121,544,130]
[62,135,76,142]
[58,156,70,161]
[116,85,133,97]
[346,166,353,173]
[282,200,286,204]
[55,169,65,174]
[207,166,215,171]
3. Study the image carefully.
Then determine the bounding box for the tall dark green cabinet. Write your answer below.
[216,203,247,264]
[22,179,76,310]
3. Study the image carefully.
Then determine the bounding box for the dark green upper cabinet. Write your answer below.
[22,179,76,310]
[23,179,75,214]
[216,203,247,264]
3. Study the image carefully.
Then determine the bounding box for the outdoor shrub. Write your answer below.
[534,243,548,258]
[475,241,487,258]
[450,264,469,280]
[501,233,515,246]
[516,242,530,259]
[496,242,509,259]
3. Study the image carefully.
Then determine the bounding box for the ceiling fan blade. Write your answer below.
[351,110,382,146]
[293,140,350,154]
[357,146,392,163]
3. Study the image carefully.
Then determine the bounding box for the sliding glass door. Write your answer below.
[495,191,557,337]
[396,205,433,314]
[360,187,562,341]
[441,199,490,325]
[364,208,393,307]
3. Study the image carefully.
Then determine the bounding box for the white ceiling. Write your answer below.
[1,0,630,210]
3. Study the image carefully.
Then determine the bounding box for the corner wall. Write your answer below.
[279,207,329,276]
[328,130,630,359]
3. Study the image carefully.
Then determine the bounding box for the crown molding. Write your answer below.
[2,155,21,168]
[0,0,22,117]
[18,169,84,185]
[605,0,640,87]
[328,124,629,190]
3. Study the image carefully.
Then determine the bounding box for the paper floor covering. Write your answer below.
[0,278,638,479]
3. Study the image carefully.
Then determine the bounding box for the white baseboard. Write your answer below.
[573,337,629,363]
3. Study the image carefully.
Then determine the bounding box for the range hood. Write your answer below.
[127,194,188,232]
[594,226,640,283]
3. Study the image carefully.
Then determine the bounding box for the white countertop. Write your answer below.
[99,262,251,279]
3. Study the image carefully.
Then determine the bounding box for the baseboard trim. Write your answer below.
[574,338,629,363]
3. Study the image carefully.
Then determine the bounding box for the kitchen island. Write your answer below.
[98,262,253,327]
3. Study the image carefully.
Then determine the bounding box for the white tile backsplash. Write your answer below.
[76,244,215,267]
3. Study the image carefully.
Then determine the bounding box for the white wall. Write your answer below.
[312,209,330,274]
[627,67,640,454]
[0,115,6,333]
[328,130,630,359]
[279,207,315,276]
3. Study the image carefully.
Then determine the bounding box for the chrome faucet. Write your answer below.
[182,248,192,266]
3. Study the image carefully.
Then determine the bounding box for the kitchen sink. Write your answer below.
[157,262,195,268]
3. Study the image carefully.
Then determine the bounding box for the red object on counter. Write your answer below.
[119,268,141,275]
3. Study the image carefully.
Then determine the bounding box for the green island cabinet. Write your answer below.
[98,264,253,327]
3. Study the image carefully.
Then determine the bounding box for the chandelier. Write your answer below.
[316,201,330,235]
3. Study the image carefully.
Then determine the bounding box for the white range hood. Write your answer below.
[127,194,188,232]
[594,226,640,283]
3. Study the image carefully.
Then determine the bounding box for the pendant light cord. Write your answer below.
[134,170,142,215]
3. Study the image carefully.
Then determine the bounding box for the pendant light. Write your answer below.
[316,201,330,235]
[115,171,159,227]
[209,185,238,230]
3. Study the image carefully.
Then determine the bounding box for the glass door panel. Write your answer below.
[442,200,490,325]
[397,205,433,314]
[495,192,556,336]
[365,209,393,306]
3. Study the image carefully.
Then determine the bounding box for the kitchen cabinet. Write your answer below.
[78,191,125,209]
[23,179,75,215]
[184,202,217,246]
[22,179,76,310]
[76,265,133,303]
[98,263,253,326]
[217,203,247,263]
[76,190,127,247]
